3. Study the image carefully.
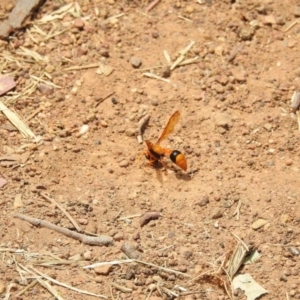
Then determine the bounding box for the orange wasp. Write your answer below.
[144,111,187,171]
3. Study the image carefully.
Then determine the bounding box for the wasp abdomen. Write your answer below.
[170,150,187,171]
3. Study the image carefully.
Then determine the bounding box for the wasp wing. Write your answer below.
[157,110,180,144]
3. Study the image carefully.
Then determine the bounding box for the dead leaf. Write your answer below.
[0,76,16,96]
[232,274,268,300]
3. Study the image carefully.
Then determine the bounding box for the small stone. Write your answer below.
[239,26,255,40]
[79,124,89,135]
[0,281,6,294]
[185,5,195,13]
[161,65,171,78]
[285,159,293,166]
[14,194,23,209]
[211,208,223,219]
[0,178,7,188]
[69,253,82,261]
[114,233,124,241]
[289,247,300,256]
[263,15,276,25]
[100,48,109,58]
[295,6,300,17]
[74,18,85,29]
[214,113,231,129]
[125,267,135,280]
[280,214,291,224]
[263,123,272,132]
[130,56,142,68]
[151,99,159,106]
[214,45,223,56]
[126,128,136,137]
[83,250,92,260]
[78,218,88,225]
[37,84,54,95]
[212,83,224,93]
[251,219,269,230]
[119,160,129,168]
[152,31,159,38]
[231,68,247,82]
[100,120,108,127]
[197,196,209,206]
[94,264,113,275]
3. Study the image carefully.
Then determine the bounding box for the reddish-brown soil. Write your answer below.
[1,0,300,299]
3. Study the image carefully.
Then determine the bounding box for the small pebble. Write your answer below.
[295,6,300,17]
[263,123,272,132]
[69,253,82,261]
[152,31,159,38]
[289,247,300,256]
[83,251,92,260]
[130,56,142,68]
[94,265,113,275]
[78,218,88,225]
[251,219,269,230]
[100,120,108,127]
[74,18,85,29]
[211,208,223,219]
[151,99,159,106]
[111,97,118,104]
[161,65,171,78]
[119,160,129,167]
[0,281,6,294]
[125,128,136,137]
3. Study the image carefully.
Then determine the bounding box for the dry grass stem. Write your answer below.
[178,15,192,22]
[64,63,100,71]
[118,214,142,221]
[143,72,170,83]
[282,18,300,32]
[137,114,150,143]
[0,101,36,140]
[40,192,82,232]
[146,0,161,13]
[135,259,191,277]
[20,264,108,299]
[14,213,113,246]
[30,74,61,88]
[111,282,132,293]
[15,280,38,297]
[107,13,125,21]
[18,264,65,300]
[179,56,199,66]
[163,50,171,64]
[170,40,195,70]
[232,199,242,220]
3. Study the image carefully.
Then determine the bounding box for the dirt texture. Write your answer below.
[1,0,300,299]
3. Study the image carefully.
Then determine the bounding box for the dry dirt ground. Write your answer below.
[1,0,300,299]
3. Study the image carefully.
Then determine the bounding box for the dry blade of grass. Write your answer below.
[84,259,191,278]
[143,72,170,83]
[0,101,37,140]
[40,192,82,233]
[30,265,108,299]
[18,264,65,300]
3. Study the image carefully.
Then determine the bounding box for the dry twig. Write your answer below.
[14,213,113,246]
